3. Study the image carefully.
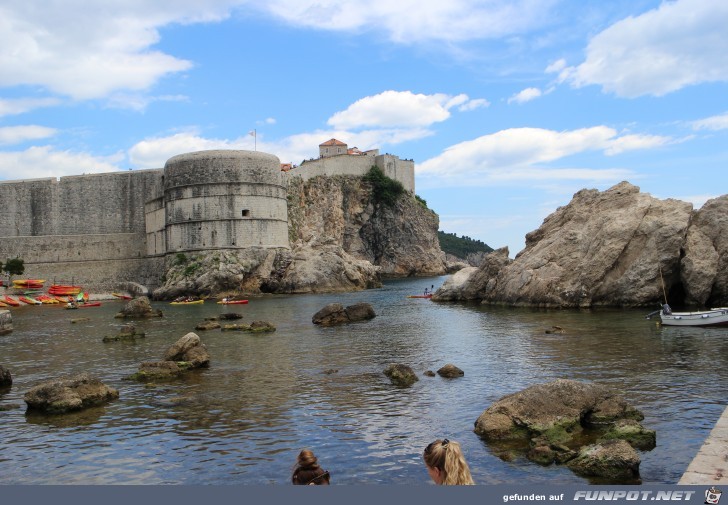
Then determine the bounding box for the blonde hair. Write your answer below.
[292,449,330,485]
[423,439,474,485]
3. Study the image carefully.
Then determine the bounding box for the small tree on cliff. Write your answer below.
[364,166,405,207]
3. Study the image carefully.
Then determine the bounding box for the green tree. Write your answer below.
[437,231,493,259]
[3,258,25,279]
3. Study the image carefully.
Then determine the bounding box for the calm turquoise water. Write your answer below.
[1,276,726,485]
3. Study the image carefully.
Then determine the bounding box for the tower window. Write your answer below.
[242,209,250,217]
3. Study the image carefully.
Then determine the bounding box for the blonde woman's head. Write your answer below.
[423,439,474,485]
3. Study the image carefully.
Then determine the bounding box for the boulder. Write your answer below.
[24,373,119,414]
[474,379,645,442]
[312,302,376,326]
[437,364,464,378]
[0,309,12,335]
[220,312,243,320]
[473,379,652,481]
[312,303,348,326]
[384,364,418,387]
[164,332,210,368]
[0,365,12,387]
[115,296,163,319]
[566,440,641,481]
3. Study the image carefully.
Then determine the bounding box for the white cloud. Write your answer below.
[563,0,728,97]
[604,134,671,155]
[0,125,57,145]
[0,97,61,117]
[691,112,728,131]
[458,98,490,111]
[508,87,542,104]
[258,0,559,43]
[128,131,249,168]
[0,2,240,100]
[327,90,487,129]
[105,94,189,112]
[418,126,670,182]
[127,126,432,168]
[0,146,122,180]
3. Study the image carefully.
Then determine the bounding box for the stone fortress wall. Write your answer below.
[0,143,415,292]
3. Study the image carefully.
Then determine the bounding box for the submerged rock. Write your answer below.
[384,364,418,387]
[566,440,641,482]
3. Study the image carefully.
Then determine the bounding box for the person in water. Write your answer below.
[291,449,330,485]
[422,438,474,485]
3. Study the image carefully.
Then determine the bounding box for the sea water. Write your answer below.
[0,277,726,485]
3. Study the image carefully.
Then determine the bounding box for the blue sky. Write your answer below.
[1,0,727,256]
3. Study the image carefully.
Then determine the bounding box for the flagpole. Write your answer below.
[254,129,257,151]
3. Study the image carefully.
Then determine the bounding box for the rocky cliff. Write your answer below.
[435,182,728,308]
[153,174,446,298]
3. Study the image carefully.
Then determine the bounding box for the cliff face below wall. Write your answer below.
[154,175,446,298]
[435,182,728,308]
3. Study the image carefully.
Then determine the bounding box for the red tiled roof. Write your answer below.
[319,138,347,146]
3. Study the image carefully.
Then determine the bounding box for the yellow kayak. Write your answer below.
[170,299,204,305]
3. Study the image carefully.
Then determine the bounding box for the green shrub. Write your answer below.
[365,166,404,207]
[174,253,188,266]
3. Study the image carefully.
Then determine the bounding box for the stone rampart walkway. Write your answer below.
[679,405,728,484]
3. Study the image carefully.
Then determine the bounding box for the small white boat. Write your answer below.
[647,304,728,327]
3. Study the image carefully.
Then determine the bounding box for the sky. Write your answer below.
[1,0,727,257]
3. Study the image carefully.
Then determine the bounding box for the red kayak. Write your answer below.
[217,299,249,305]
[79,302,101,308]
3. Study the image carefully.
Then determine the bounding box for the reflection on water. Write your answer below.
[1,277,726,485]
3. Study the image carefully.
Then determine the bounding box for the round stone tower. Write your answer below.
[161,150,289,253]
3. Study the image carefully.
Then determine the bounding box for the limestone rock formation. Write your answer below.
[163,332,210,368]
[312,302,376,326]
[24,373,119,414]
[128,332,210,381]
[435,182,728,308]
[384,364,418,387]
[680,195,728,306]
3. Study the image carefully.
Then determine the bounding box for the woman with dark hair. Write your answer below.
[291,449,330,485]
[422,438,474,485]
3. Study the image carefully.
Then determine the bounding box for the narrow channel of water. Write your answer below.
[1,277,726,485]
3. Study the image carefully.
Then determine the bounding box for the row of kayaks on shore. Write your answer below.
[1,293,250,308]
[169,299,249,305]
